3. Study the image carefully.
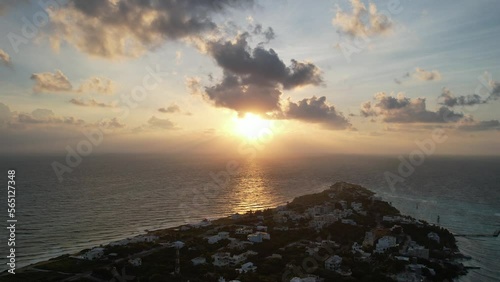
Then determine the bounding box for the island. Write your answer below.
[1,182,468,282]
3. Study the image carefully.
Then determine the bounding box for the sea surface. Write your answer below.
[0,154,499,281]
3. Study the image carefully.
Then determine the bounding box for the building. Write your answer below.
[256,225,267,232]
[324,255,342,271]
[247,232,270,243]
[427,232,440,243]
[128,258,142,267]
[81,247,105,260]
[363,231,374,247]
[237,262,257,273]
[375,236,397,253]
[212,252,232,267]
[235,227,253,235]
[191,257,207,266]
[341,219,357,225]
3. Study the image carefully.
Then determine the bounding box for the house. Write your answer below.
[227,239,253,250]
[191,257,207,266]
[235,227,253,235]
[363,231,374,247]
[208,235,222,244]
[247,232,270,243]
[341,219,357,225]
[81,247,105,260]
[256,225,267,232]
[218,231,230,239]
[427,232,440,243]
[290,275,323,282]
[128,258,142,267]
[274,226,289,231]
[324,255,342,271]
[212,252,232,267]
[237,262,257,273]
[172,241,185,249]
[375,236,397,253]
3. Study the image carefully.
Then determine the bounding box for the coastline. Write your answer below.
[2,182,469,281]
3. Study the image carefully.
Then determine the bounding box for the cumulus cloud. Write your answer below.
[333,0,392,37]
[251,24,275,43]
[414,67,442,81]
[361,92,464,123]
[69,98,115,108]
[47,0,254,58]
[158,104,181,113]
[203,34,323,115]
[147,116,176,130]
[31,70,116,94]
[31,70,73,93]
[439,88,484,107]
[0,49,12,67]
[280,96,352,130]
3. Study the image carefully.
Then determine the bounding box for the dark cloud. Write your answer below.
[203,34,323,115]
[280,96,352,130]
[252,24,275,43]
[69,98,115,108]
[49,0,255,58]
[17,108,85,126]
[457,119,500,131]
[361,92,464,123]
[438,88,484,107]
[0,102,12,125]
[158,104,181,113]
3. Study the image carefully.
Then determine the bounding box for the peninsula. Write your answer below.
[1,182,468,282]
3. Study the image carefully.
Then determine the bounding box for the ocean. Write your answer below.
[0,154,499,281]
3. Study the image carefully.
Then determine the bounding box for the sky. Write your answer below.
[0,0,499,156]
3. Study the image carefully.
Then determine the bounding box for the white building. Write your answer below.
[247,232,270,243]
[235,227,253,235]
[81,247,105,260]
[375,236,397,253]
[324,255,342,271]
[237,262,257,273]
[427,232,440,243]
[128,258,142,267]
[191,257,207,266]
[212,252,232,267]
[341,219,357,225]
[256,225,267,232]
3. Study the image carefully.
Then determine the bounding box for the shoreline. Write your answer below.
[2,182,470,281]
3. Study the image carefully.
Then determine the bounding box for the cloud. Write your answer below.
[96,117,125,129]
[361,92,464,123]
[252,24,275,43]
[158,103,181,113]
[185,76,203,96]
[75,76,116,95]
[48,0,254,58]
[438,88,484,107]
[17,108,85,126]
[203,34,323,115]
[280,96,352,130]
[333,0,393,38]
[414,67,442,81]
[147,116,176,130]
[0,49,12,67]
[0,102,12,125]
[31,70,73,93]
[31,70,116,94]
[69,98,115,108]
[457,119,500,131]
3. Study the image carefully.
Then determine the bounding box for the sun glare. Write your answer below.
[234,113,272,140]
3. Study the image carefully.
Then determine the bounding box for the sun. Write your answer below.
[233,113,272,140]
